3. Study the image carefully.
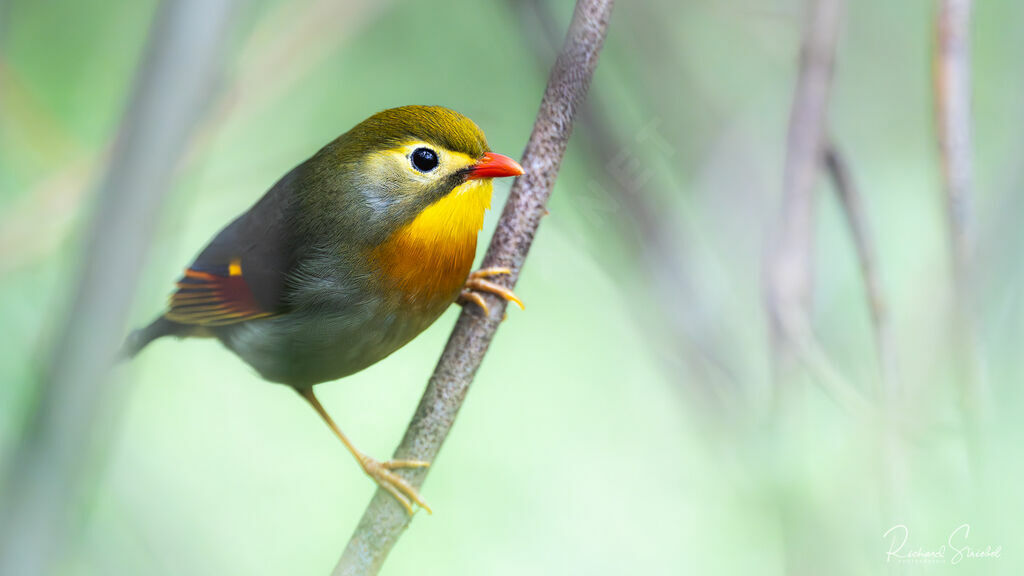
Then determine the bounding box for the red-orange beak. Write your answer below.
[466,152,524,180]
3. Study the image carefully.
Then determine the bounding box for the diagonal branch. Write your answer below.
[823,142,896,396]
[824,141,908,516]
[332,1,614,574]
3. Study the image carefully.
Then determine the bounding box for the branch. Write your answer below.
[823,143,896,396]
[765,0,860,411]
[332,1,613,574]
[0,2,236,574]
[935,0,985,452]
[824,141,909,515]
[936,0,974,282]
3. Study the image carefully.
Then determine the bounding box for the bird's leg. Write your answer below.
[458,267,524,317]
[299,388,431,515]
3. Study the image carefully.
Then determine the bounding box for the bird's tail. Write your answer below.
[118,316,185,361]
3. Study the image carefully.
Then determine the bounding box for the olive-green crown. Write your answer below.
[346,105,490,159]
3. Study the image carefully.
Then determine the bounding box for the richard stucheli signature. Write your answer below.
[883,524,1002,565]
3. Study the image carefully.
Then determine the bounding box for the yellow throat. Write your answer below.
[371,178,493,305]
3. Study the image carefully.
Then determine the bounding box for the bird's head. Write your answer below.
[309,105,523,245]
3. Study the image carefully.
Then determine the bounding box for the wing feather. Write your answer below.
[163,164,305,327]
[166,260,275,326]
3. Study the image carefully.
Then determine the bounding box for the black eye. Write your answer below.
[410,147,439,172]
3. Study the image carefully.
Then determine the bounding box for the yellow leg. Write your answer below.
[458,267,525,316]
[299,388,432,515]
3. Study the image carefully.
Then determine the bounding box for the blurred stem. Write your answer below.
[0,2,235,575]
[823,143,896,397]
[764,1,857,573]
[936,0,974,291]
[765,0,861,413]
[824,142,908,518]
[935,0,985,471]
[332,1,613,574]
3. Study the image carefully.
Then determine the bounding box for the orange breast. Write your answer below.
[369,179,493,310]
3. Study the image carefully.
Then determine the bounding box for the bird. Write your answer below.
[122,105,524,515]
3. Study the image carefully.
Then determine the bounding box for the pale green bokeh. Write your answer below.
[1,1,1023,574]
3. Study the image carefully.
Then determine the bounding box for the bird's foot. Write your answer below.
[458,267,524,317]
[360,455,432,515]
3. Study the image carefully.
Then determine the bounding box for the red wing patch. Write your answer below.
[166,259,274,327]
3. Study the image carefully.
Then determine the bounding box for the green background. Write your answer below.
[1,0,1022,574]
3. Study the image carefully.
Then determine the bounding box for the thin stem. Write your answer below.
[824,141,908,519]
[935,0,985,469]
[764,0,850,408]
[763,2,849,573]
[823,143,896,396]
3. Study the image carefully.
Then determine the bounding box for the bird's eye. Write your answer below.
[410,147,439,172]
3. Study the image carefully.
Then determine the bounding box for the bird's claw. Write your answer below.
[360,456,432,516]
[458,267,524,316]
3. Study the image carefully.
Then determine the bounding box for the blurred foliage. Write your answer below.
[1,0,1023,574]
